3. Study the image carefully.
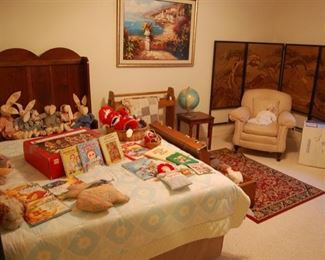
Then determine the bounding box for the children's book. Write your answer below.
[24,195,71,226]
[122,157,158,180]
[99,132,124,164]
[6,183,70,226]
[60,145,84,176]
[6,183,51,204]
[77,139,104,172]
[166,152,198,165]
[42,176,83,198]
[176,164,195,176]
[144,145,175,161]
[122,142,150,160]
[188,162,214,175]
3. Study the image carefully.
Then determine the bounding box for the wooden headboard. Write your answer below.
[108,87,176,128]
[0,47,92,114]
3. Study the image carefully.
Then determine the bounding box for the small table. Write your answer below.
[177,111,214,150]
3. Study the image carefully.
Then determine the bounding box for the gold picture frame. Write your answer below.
[116,0,198,67]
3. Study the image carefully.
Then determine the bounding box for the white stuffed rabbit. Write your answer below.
[0,91,22,139]
[14,99,36,138]
[72,94,94,128]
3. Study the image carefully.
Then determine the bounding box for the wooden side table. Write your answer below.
[177,111,214,150]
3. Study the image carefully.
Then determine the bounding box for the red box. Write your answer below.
[24,128,102,179]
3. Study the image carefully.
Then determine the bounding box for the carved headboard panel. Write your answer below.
[0,47,92,114]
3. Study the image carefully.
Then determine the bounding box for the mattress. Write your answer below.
[0,139,250,260]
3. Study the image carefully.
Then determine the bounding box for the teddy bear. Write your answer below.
[62,180,129,213]
[0,191,24,230]
[0,154,12,185]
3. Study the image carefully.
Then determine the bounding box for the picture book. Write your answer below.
[24,195,71,226]
[99,132,124,164]
[42,176,82,198]
[122,142,150,160]
[188,162,214,175]
[176,164,195,176]
[6,183,71,226]
[6,183,51,204]
[77,139,104,172]
[166,152,198,165]
[60,145,84,176]
[33,128,100,154]
[144,145,175,161]
[122,157,158,180]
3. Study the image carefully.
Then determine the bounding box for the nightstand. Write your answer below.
[177,111,214,150]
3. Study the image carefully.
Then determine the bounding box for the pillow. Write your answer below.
[253,97,279,117]
[122,97,160,124]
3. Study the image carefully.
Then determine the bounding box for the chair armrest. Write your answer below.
[229,107,250,122]
[278,111,296,128]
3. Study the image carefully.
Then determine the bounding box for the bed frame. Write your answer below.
[0,49,222,259]
[0,47,92,114]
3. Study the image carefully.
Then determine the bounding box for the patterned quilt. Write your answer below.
[0,139,249,260]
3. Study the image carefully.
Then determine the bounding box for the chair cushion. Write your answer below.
[243,122,278,137]
[253,97,279,117]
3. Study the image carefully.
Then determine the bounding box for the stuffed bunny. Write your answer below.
[0,154,12,185]
[0,91,23,140]
[14,99,36,139]
[60,104,73,131]
[72,94,95,129]
[42,105,62,135]
[0,191,24,230]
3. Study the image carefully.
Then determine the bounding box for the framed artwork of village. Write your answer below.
[116,0,198,67]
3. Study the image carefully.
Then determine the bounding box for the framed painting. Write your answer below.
[281,44,320,113]
[244,43,284,90]
[311,47,325,121]
[210,41,246,109]
[116,0,198,67]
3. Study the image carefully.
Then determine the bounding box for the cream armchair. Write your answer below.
[229,89,296,161]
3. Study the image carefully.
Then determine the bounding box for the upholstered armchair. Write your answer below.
[229,89,296,161]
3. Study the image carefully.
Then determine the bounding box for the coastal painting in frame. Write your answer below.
[117,0,198,67]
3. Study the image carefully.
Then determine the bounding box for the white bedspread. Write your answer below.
[0,139,250,260]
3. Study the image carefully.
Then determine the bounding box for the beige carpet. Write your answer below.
[210,125,325,260]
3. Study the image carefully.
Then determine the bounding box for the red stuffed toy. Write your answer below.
[98,105,139,130]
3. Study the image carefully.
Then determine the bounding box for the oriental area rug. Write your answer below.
[209,148,324,223]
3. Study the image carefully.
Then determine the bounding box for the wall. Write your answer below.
[1,0,325,119]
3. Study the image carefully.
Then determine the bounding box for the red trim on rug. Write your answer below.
[247,191,325,223]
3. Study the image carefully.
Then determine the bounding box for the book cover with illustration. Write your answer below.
[122,157,158,180]
[77,139,104,172]
[188,162,214,175]
[42,176,83,198]
[144,145,175,161]
[6,183,51,204]
[99,132,124,164]
[24,195,71,226]
[60,145,84,176]
[122,142,150,160]
[176,164,195,176]
[166,152,198,165]
[33,128,100,154]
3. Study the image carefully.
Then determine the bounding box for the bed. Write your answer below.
[0,48,250,260]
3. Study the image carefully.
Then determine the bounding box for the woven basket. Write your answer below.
[107,126,148,142]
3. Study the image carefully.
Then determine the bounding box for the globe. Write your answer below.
[177,87,200,112]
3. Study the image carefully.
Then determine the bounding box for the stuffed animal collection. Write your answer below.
[0,92,96,140]
[0,155,25,231]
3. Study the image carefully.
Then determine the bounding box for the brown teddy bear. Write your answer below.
[0,191,24,230]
